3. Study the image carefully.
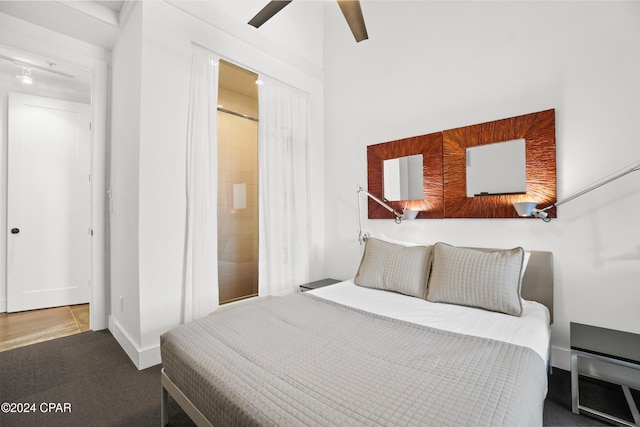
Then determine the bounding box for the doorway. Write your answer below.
[217,59,259,305]
[7,93,91,312]
[1,42,106,335]
[0,304,89,352]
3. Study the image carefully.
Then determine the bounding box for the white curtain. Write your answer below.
[182,46,219,323]
[258,75,312,295]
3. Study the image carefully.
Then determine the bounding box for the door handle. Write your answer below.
[11,228,20,234]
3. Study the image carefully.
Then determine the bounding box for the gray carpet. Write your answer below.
[0,330,636,426]
[0,330,193,427]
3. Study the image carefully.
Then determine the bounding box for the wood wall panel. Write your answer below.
[365,109,556,219]
[367,133,444,219]
[442,109,556,218]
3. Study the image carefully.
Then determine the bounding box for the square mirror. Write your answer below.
[383,154,424,201]
[465,138,526,197]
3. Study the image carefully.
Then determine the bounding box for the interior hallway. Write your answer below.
[0,304,90,352]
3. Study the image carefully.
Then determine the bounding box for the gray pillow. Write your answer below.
[354,238,433,299]
[426,243,524,316]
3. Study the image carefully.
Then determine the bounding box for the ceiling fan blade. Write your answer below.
[337,0,368,42]
[248,1,293,28]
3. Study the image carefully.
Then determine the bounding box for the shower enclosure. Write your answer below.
[217,60,259,304]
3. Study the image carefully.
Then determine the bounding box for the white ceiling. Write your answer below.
[0,0,124,49]
[96,0,124,12]
[0,0,325,102]
[0,42,93,103]
[0,0,125,103]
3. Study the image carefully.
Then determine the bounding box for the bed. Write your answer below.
[161,240,554,426]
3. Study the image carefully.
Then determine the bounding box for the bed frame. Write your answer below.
[161,249,554,427]
[517,249,554,323]
[161,368,213,427]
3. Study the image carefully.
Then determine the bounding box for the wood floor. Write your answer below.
[0,304,90,352]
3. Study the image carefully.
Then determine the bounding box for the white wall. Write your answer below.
[108,2,143,362]
[166,0,324,76]
[323,1,640,376]
[109,0,326,368]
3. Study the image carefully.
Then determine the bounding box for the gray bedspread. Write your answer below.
[161,293,547,426]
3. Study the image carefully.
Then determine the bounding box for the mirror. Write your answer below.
[383,154,423,201]
[367,132,444,219]
[465,139,526,197]
[443,109,556,218]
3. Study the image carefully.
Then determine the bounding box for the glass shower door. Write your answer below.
[217,60,259,304]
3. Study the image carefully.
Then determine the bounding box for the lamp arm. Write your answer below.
[538,160,640,213]
[357,185,405,223]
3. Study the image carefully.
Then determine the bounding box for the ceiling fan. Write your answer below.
[248,0,368,43]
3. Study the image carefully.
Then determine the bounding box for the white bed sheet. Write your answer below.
[309,280,551,363]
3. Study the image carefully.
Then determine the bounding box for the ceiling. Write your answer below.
[96,0,124,12]
[0,1,320,103]
[0,1,125,103]
[0,1,124,49]
[219,59,258,100]
[0,42,93,103]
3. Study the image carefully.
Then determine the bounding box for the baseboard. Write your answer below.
[108,316,161,370]
[0,298,6,313]
[139,342,161,370]
[551,345,570,371]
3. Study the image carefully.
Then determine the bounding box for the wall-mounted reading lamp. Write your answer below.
[356,185,420,243]
[357,185,420,223]
[513,160,640,221]
[357,185,404,223]
[356,185,418,245]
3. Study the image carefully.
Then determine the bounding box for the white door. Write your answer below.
[7,93,91,312]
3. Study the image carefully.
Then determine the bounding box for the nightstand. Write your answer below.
[570,322,640,426]
[299,278,341,292]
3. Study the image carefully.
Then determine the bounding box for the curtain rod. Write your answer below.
[217,107,258,122]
